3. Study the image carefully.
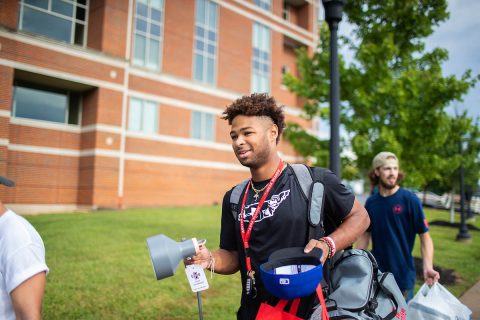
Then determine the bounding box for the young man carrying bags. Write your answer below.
[186,93,370,319]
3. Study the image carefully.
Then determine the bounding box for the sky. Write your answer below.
[335,0,480,119]
[424,0,480,119]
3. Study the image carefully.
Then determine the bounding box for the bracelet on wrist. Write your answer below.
[319,236,336,259]
[322,236,336,257]
[318,239,332,259]
[207,251,215,279]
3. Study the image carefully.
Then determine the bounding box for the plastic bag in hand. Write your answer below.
[407,283,472,320]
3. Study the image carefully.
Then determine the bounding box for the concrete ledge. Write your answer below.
[5,204,96,215]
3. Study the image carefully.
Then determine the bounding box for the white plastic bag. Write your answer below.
[407,283,472,320]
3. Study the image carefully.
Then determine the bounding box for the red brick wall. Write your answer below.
[78,155,119,208]
[0,66,13,113]
[0,66,13,203]
[0,36,125,85]
[158,105,191,138]
[88,0,129,58]
[91,156,119,208]
[6,151,79,204]
[163,0,195,78]
[0,0,315,210]
[128,74,231,109]
[0,0,19,30]
[217,7,252,93]
[82,88,123,127]
[125,136,237,163]
[123,161,248,207]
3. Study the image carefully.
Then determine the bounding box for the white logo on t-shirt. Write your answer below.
[241,190,290,222]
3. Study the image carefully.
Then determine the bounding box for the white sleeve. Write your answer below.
[4,243,48,294]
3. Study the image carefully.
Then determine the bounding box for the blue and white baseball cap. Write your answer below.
[0,176,15,187]
[260,247,324,300]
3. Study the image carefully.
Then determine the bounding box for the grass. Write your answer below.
[25,206,479,319]
[26,206,241,319]
[412,208,480,296]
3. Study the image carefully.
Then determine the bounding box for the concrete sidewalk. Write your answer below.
[460,280,480,320]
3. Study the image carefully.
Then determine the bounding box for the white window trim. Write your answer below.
[12,84,83,126]
[192,0,219,86]
[254,0,271,11]
[128,97,159,134]
[132,0,165,71]
[251,22,271,93]
[18,0,89,46]
[191,110,216,142]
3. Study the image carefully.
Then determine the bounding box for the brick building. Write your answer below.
[0,0,320,213]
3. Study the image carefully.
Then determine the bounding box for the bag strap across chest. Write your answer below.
[229,164,326,240]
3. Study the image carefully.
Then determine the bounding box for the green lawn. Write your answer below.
[25,206,479,319]
[412,208,480,296]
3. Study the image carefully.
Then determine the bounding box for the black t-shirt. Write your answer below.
[220,165,355,319]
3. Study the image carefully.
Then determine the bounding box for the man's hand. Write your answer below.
[304,239,330,265]
[424,267,440,286]
[184,245,211,269]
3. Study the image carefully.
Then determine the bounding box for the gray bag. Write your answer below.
[310,249,407,320]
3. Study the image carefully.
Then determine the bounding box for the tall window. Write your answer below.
[255,0,271,11]
[193,0,218,85]
[191,111,215,142]
[13,83,81,125]
[128,98,159,134]
[251,22,271,93]
[19,0,88,45]
[133,0,164,70]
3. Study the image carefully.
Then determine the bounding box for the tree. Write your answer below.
[283,0,479,189]
[433,112,480,194]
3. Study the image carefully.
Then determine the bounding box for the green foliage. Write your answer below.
[283,0,479,190]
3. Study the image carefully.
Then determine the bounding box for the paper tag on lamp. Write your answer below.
[185,264,209,292]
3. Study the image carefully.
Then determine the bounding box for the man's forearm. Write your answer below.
[420,233,434,270]
[208,249,239,275]
[329,199,370,251]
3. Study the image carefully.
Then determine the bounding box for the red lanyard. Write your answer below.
[240,160,284,271]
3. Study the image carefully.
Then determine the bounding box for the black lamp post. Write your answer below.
[322,0,346,178]
[456,138,471,241]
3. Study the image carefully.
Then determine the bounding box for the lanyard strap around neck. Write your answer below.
[240,160,284,271]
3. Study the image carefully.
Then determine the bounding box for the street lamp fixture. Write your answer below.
[322,0,346,177]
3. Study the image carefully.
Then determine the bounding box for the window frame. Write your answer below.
[254,0,271,11]
[12,82,83,126]
[193,0,219,85]
[18,0,89,46]
[191,110,215,142]
[128,97,159,134]
[251,22,271,93]
[132,0,165,71]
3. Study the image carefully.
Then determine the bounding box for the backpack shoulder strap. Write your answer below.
[291,164,326,240]
[230,179,249,220]
[290,164,312,200]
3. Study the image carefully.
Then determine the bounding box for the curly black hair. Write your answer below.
[222,93,285,144]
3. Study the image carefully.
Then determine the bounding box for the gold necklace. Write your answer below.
[251,181,268,201]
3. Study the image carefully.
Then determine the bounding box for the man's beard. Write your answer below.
[379,176,397,190]
[238,144,271,169]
